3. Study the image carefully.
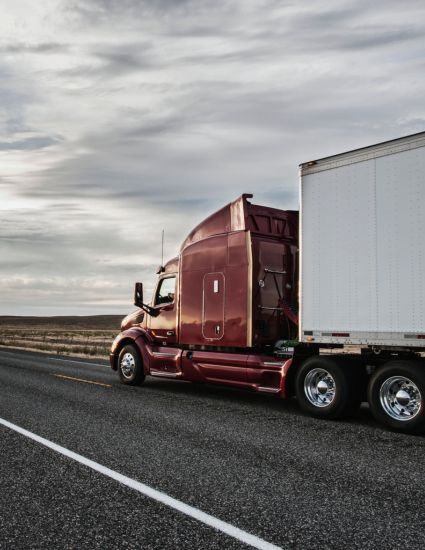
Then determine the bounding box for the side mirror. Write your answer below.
[133,282,159,317]
[134,282,144,308]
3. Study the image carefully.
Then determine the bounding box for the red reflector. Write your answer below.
[417,335,425,339]
[331,332,350,337]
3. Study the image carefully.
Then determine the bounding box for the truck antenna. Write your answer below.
[161,229,164,267]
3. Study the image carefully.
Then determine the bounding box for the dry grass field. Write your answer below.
[0,315,125,359]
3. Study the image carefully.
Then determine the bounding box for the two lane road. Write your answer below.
[1,348,425,549]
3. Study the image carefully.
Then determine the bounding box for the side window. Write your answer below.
[154,276,176,306]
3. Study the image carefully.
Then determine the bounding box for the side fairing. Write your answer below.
[179,231,250,347]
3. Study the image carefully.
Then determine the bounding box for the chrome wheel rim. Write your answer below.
[120,352,136,379]
[379,376,422,422]
[304,368,336,408]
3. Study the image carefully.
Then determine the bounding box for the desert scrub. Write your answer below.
[0,317,121,359]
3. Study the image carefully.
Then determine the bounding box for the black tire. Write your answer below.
[295,355,362,420]
[368,360,425,434]
[117,344,145,386]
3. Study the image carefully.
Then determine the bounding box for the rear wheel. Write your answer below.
[295,356,362,419]
[118,344,145,386]
[368,361,425,434]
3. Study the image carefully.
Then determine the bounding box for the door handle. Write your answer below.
[166,331,175,336]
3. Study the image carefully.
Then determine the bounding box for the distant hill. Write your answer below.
[0,315,125,331]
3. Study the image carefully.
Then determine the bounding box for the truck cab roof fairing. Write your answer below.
[180,194,297,252]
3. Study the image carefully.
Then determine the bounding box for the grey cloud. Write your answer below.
[93,54,148,75]
[310,27,423,51]
[0,86,33,112]
[58,44,156,80]
[70,0,220,21]
[4,117,30,135]
[47,202,85,212]
[93,46,153,68]
[0,136,61,151]
[12,78,422,207]
[0,204,162,314]
[0,43,69,54]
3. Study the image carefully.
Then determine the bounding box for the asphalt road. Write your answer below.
[1,347,425,550]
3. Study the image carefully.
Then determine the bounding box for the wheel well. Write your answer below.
[284,354,319,397]
[112,338,141,370]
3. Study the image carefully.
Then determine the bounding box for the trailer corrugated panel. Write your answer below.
[300,132,425,347]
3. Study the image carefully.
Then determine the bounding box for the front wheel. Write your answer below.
[368,361,425,434]
[295,356,362,419]
[118,344,145,386]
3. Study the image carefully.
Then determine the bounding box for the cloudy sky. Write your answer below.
[1,0,425,316]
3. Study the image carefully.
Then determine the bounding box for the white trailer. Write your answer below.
[294,132,425,433]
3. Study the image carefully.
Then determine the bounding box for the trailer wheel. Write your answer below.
[295,356,361,419]
[118,344,145,386]
[368,361,425,434]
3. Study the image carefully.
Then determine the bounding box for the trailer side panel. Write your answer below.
[300,132,425,347]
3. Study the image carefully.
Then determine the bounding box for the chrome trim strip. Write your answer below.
[257,386,280,393]
[264,268,286,275]
[150,371,181,378]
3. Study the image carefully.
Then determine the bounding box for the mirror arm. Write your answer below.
[140,303,159,317]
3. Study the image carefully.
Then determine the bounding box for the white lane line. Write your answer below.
[0,417,282,550]
[47,358,108,367]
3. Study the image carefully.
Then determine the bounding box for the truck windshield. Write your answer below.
[154,276,176,305]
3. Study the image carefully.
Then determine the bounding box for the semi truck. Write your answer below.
[110,131,425,433]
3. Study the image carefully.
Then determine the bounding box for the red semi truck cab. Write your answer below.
[110,194,300,395]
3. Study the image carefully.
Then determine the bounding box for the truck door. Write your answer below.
[148,275,178,344]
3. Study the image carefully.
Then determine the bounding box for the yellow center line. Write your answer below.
[53,374,112,388]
